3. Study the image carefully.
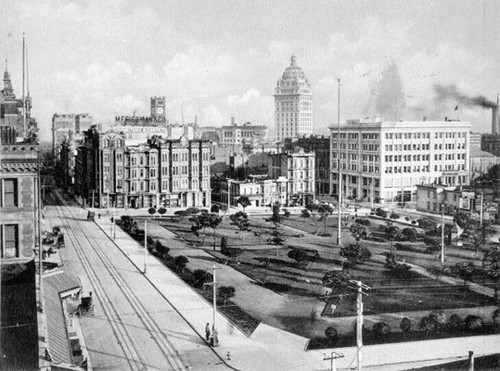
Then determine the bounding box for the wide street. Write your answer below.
[46,201,230,371]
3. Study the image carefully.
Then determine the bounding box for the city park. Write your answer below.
[116,194,500,349]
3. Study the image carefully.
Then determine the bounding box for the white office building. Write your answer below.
[329,119,471,204]
[274,54,313,142]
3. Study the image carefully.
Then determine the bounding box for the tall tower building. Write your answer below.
[274,54,313,142]
[151,96,166,120]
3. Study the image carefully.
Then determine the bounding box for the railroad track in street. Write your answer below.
[54,201,188,371]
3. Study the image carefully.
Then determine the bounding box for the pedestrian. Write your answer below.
[205,323,211,341]
[98,213,101,219]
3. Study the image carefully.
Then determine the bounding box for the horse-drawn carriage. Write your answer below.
[76,293,94,316]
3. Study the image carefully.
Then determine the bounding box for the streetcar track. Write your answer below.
[54,201,187,370]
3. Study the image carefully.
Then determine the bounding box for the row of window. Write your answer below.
[385,154,431,162]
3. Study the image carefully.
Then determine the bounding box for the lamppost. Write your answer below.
[337,78,342,246]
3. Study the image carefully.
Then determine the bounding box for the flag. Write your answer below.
[454,105,459,111]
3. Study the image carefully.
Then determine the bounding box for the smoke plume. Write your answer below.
[434,84,497,108]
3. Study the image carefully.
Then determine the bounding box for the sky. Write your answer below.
[1,0,499,142]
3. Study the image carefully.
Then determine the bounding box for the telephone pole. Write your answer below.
[204,265,221,346]
[143,220,148,274]
[347,279,370,371]
[337,78,342,245]
[441,205,445,265]
[323,351,344,371]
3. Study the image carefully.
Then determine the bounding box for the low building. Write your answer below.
[470,147,500,180]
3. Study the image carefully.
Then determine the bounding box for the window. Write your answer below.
[1,224,19,258]
[1,179,18,207]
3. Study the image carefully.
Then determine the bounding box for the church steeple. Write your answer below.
[3,59,15,98]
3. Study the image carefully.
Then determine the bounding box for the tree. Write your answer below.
[268,224,285,256]
[483,246,500,303]
[454,260,475,287]
[429,264,451,279]
[340,243,372,267]
[349,223,368,242]
[191,211,223,249]
[210,205,220,213]
[465,315,483,331]
[419,316,436,333]
[424,236,441,258]
[269,202,282,224]
[223,247,243,263]
[174,255,189,272]
[429,310,447,332]
[283,209,291,218]
[288,249,309,266]
[237,196,251,212]
[220,236,228,255]
[385,221,400,254]
[402,228,418,242]
[324,326,338,340]
[158,207,167,217]
[492,309,500,328]
[148,207,156,216]
[208,213,223,250]
[218,286,236,305]
[306,203,334,235]
[418,218,437,231]
[230,211,251,240]
[322,271,351,290]
[448,314,462,329]
[301,209,311,218]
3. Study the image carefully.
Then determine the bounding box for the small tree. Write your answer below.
[268,224,286,256]
[230,211,251,240]
[237,196,251,212]
[402,228,417,242]
[269,202,282,224]
[340,243,372,267]
[174,255,189,272]
[420,316,436,333]
[429,310,447,332]
[349,223,368,242]
[454,260,475,287]
[448,314,462,329]
[465,315,483,331]
[288,249,309,266]
[301,209,311,218]
[324,326,338,340]
[385,221,400,254]
[218,286,236,305]
[220,236,228,255]
[223,247,243,263]
[148,207,156,216]
[283,209,291,218]
[210,205,220,213]
[483,246,500,303]
[158,207,167,217]
[492,309,500,328]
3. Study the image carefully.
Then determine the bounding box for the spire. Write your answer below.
[291,53,297,67]
[3,58,14,97]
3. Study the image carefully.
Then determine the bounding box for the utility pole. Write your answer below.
[337,78,342,246]
[370,178,374,209]
[227,179,231,211]
[204,265,221,347]
[37,147,43,312]
[143,220,147,274]
[347,280,370,371]
[323,351,344,371]
[441,204,445,265]
[468,351,474,371]
[479,192,484,227]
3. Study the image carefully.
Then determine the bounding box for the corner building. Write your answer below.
[274,54,313,142]
[329,119,471,203]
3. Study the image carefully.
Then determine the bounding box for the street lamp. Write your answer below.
[337,78,342,246]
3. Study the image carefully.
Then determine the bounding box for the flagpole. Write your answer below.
[455,105,459,120]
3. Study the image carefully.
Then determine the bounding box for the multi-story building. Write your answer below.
[220,117,268,147]
[52,113,92,157]
[221,176,289,208]
[0,67,39,370]
[75,127,211,208]
[470,147,500,179]
[274,54,313,142]
[469,132,481,150]
[150,96,166,120]
[329,119,471,203]
[286,136,330,196]
[268,147,315,206]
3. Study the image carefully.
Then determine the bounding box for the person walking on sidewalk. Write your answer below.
[205,323,211,341]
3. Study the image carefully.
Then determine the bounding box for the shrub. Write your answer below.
[301,209,311,218]
[400,317,412,333]
[449,314,462,328]
[148,207,156,215]
[264,282,291,293]
[283,209,291,218]
[220,236,228,255]
[218,286,236,304]
[372,321,391,337]
[158,207,167,216]
[411,220,417,224]
[429,310,447,331]
[156,241,170,256]
[420,316,436,332]
[147,236,154,246]
[193,269,212,288]
[325,326,338,340]
[288,249,309,265]
[465,315,483,331]
[210,205,220,213]
[376,208,388,218]
[402,228,418,242]
[174,255,189,272]
[355,218,370,226]
[390,213,400,219]
[493,309,500,325]
[418,218,437,231]
[405,217,410,221]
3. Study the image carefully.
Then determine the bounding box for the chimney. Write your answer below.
[231,117,235,126]
[423,116,427,122]
[492,105,499,135]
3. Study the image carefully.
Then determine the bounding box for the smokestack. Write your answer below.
[231,117,235,126]
[493,105,499,135]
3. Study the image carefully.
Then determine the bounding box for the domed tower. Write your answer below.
[274,54,313,142]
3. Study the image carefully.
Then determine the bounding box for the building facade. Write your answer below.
[220,117,268,147]
[286,136,330,196]
[470,147,500,179]
[274,54,313,142]
[75,128,211,209]
[0,67,39,370]
[52,113,92,157]
[329,119,471,204]
[268,148,315,206]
